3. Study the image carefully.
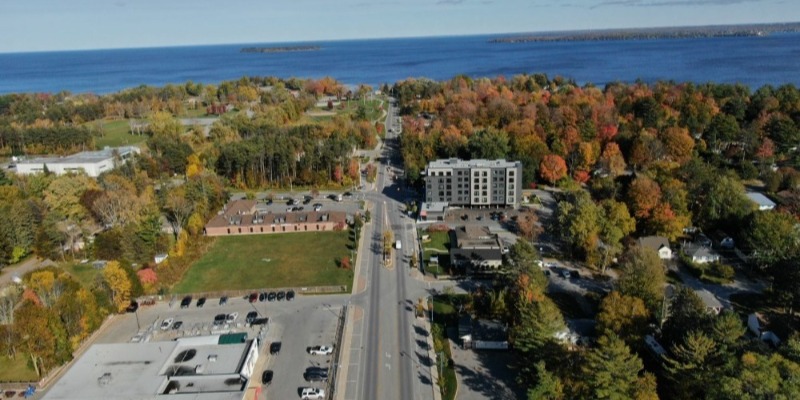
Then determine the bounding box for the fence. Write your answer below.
[326,305,348,400]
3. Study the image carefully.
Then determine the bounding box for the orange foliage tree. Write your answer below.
[539,154,568,185]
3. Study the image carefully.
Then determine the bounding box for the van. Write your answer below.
[395,240,402,250]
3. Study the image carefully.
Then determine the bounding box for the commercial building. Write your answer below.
[424,158,522,208]
[43,334,259,400]
[15,146,140,177]
[204,199,347,236]
[449,225,504,273]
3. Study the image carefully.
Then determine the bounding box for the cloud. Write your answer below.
[437,0,466,4]
[592,0,769,7]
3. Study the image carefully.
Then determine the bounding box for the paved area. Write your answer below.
[448,337,522,400]
[0,257,54,288]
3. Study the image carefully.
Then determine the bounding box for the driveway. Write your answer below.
[448,333,523,400]
[0,257,55,287]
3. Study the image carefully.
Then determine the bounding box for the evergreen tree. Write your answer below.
[581,334,650,400]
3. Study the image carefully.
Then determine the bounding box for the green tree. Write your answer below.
[741,210,800,269]
[616,246,665,315]
[581,334,650,400]
[527,361,564,400]
[596,291,650,348]
[710,310,746,349]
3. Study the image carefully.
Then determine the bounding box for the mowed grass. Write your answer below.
[62,262,101,289]
[174,231,352,293]
[0,356,38,382]
[90,119,147,148]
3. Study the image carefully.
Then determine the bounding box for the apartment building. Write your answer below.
[424,158,522,208]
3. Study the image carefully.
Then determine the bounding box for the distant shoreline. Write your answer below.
[241,45,320,53]
[490,22,800,44]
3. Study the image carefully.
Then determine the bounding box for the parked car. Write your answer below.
[213,314,226,326]
[303,371,328,383]
[261,370,274,386]
[219,296,228,305]
[300,388,325,400]
[226,312,239,323]
[160,318,174,330]
[286,290,295,301]
[307,345,333,355]
[259,292,267,302]
[246,311,258,324]
[172,321,183,330]
[560,270,571,279]
[125,301,139,313]
[251,317,269,326]
[248,293,258,303]
[270,342,282,355]
[196,297,206,308]
[277,291,286,301]
[313,203,322,211]
[180,296,192,308]
[267,292,277,302]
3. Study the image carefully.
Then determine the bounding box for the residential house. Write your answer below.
[683,243,721,264]
[204,199,346,237]
[694,289,724,315]
[449,226,504,273]
[458,316,509,350]
[746,191,776,211]
[637,236,672,260]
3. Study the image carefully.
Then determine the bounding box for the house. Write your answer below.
[154,253,168,264]
[449,226,504,273]
[419,202,448,221]
[458,316,508,350]
[637,236,672,260]
[694,289,724,315]
[204,199,346,236]
[746,191,776,211]
[15,146,140,177]
[683,243,721,264]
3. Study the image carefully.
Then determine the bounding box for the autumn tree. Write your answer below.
[740,210,800,269]
[616,246,665,315]
[102,261,132,313]
[627,176,661,219]
[596,291,650,348]
[539,154,567,185]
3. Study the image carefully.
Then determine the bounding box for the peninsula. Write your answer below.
[490,22,800,43]
[241,45,320,53]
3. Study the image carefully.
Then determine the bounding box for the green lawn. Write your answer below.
[174,231,353,293]
[0,356,38,382]
[90,120,147,148]
[62,262,102,289]
[423,231,450,275]
[432,297,458,400]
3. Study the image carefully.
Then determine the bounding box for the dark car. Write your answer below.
[251,317,269,326]
[172,321,183,330]
[180,296,192,308]
[276,291,285,301]
[303,369,329,382]
[286,290,295,301]
[245,311,258,324]
[303,197,312,205]
[267,292,277,302]
[269,342,282,355]
[196,297,206,307]
[258,292,267,302]
[248,293,258,303]
[261,370,274,386]
[213,314,226,326]
[265,199,273,205]
[219,296,228,305]
[125,301,139,313]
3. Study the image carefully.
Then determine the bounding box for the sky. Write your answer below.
[1,0,798,53]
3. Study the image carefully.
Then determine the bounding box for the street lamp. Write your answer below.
[426,295,434,324]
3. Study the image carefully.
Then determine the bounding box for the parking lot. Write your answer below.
[91,293,347,400]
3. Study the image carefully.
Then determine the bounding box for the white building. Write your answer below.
[637,236,673,260]
[15,146,140,177]
[43,334,258,400]
[746,192,776,211]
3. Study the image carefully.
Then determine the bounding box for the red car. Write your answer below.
[248,293,258,303]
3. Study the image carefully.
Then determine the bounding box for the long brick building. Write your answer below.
[204,200,346,237]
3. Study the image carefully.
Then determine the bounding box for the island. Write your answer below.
[489,22,800,43]
[240,45,320,53]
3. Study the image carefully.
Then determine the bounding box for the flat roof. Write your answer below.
[18,146,140,166]
[427,158,520,169]
[44,336,253,400]
[746,192,776,207]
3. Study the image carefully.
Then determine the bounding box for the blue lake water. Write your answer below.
[0,33,799,94]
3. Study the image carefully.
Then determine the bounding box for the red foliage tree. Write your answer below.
[137,268,158,285]
[539,154,568,184]
[628,177,662,218]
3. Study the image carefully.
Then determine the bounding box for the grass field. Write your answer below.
[423,231,450,275]
[174,231,353,293]
[432,297,458,400]
[90,120,147,148]
[0,356,38,382]
[62,262,101,289]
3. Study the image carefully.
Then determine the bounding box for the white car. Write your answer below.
[160,318,174,330]
[560,270,571,279]
[300,388,325,399]
[226,312,239,323]
[307,345,334,356]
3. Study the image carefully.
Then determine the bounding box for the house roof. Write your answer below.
[637,236,670,252]
[746,192,776,208]
[450,248,503,263]
[205,209,346,229]
[472,319,508,342]
[683,244,719,259]
[221,200,258,217]
[695,289,724,310]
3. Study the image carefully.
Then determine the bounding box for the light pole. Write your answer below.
[426,295,434,324]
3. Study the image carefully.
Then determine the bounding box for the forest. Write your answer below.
[394,74,800,399]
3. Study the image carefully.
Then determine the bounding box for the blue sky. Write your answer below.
[1,0,798,53]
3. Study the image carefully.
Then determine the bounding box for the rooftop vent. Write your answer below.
[208,354,217,362]
[98,372,112,386]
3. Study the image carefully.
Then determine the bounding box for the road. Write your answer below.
[347,98,429,400]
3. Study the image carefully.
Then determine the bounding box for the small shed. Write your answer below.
[154,253,169,264]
